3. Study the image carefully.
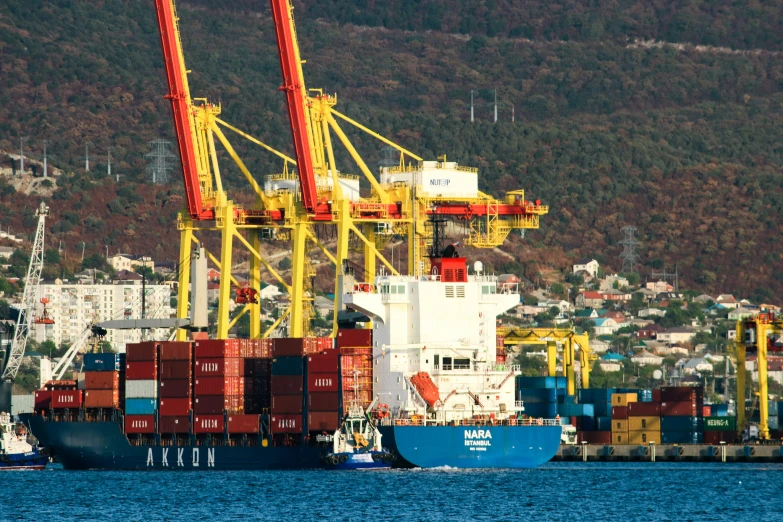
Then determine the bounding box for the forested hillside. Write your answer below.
[1,1,782,300]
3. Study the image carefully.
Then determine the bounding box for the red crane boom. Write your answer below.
[269,0,319,214]
[153,0,205,220]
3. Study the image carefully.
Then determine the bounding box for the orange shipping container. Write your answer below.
[628,431,661,444]
[84,371,119,390]
[612,419,629,433]
[84,389,120,408]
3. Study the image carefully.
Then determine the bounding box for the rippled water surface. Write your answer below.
[3,462,783,520]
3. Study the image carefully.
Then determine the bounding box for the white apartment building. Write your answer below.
[32,280,173,352]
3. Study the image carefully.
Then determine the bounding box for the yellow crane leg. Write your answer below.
[249,230,261,339]
[289,220,308,338]
[736,321,746,436]
[546,341,557,377]
[176,224,193,341]
[758,322,770,440]
[574,334,591,390]
[216,203,235,339]
[564,338,576,397]
[363,223,376,282]
[332,199,351,335]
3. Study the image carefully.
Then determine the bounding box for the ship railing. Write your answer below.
[386,417,560,427]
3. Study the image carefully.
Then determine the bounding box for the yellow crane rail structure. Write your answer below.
[735,312,782,440]
[498,327,595,396]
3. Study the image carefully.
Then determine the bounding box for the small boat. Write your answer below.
[322,397,392,470]
[0,412,48,470]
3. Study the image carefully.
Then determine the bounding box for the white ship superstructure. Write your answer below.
[344,256,521,423]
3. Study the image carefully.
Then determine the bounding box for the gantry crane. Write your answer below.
[0,203,49,412]
[498,326,595,396]
[735,312,782,440]
[153,0,549,340]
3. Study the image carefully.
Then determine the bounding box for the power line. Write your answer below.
[618,225,641,274]
[144,139,177,184]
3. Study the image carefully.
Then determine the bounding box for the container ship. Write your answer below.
[22,253,561,470]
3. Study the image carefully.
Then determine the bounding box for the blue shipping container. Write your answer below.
[517,388,556,404]
[637,389,653,403]
[272,356,304,375]
[558,394,576,405]
[515,376,566,389]
[558,403,595,418]
[125,398,157,415]
[770,402,779,417]
[579,416,596,431]
[578,388,616,404]
[661,431,703,444]
[661,416,704,432]
[83,353,125,372]
[592,401,611,417]
[710,404,730,417]
[770,416,779,430]
[596,416,613,431]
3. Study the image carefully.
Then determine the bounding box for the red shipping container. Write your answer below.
[652,388,661,403]
[577,431,612,444]
[251,339,273,359]
[52,390,82,408]
[159,416,190,434]
[159,342,193,361]
[194,415,225,434]
[228,414,260,433]
[704,430,736,444]
[337,329,372,348]
[317,337,334,351]
[272,394,303,414]
[308,411,339,431]
[160,361,192,380]
[125,415,155,434]
[271,375,303,395]
[195,358,245,377]
[34,390,52,409]
[702,406,711,417]
[194,377,244,396]
[193,395,244,414]
[661,401,698,416]
[84,389,120,408]
[84,371,119,390]
[628,402,662,416]
[45,379,77,390]
[611,406,628,419]
[308,373,339,393]
[660,386,704,403]
[160,379,192,398]
[309,392,339,411]
[307,351,339,373]
[244,358,271,377]
[271,414,302,434]
[272,338,316,357]
[194,339,240,359]
[125,342,159,362]
[159,398,192,416]
[126,361,158,380]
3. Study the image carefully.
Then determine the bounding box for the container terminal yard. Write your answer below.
[2,0,782,470]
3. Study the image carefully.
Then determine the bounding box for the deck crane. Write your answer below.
[0,202,48,412]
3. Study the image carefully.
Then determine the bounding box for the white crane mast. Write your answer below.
[2,202,48,382]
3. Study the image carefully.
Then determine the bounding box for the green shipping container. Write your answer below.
[705,416,736,431]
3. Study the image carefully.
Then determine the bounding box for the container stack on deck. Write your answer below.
[159,341,193,436]
[337,329,373,413]
[515,376,562,420]
[193,339,244,434]
[270,338,310,437]
[307,345,340,433]
[124,342,158,433]
[660,386,704,444]
[82,353,123,410]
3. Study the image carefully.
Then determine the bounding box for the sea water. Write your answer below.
[2,462,782,520]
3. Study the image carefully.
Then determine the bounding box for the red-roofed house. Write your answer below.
[576,291,605,309]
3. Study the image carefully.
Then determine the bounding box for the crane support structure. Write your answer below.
[498,327,595,396]
[735,312,782,440]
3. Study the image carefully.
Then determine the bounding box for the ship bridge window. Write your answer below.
[454,358,471,369]
[481,285,497,295]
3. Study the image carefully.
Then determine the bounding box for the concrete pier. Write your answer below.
[555,443,783,462]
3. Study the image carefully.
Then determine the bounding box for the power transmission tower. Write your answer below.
[107,147,115,178]
[144,139,176,184]
[84,141,94,171]
[378,145,397,167]
[42,139,52,178]
[19,137,30,175]
[494,89,498,123]
[470,90,475,123]
[618,225,641,274]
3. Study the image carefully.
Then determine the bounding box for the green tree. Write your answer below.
[278,257,292,270]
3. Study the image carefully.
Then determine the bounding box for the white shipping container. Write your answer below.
[11,394,35,415]
[77,372,86,390]
[125,379,158,399]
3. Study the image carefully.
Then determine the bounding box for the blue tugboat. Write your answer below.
[0,412,48,470]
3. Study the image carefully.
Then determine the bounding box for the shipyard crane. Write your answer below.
[0,203,48,412]
[735,312,783,440]
[153,0,549,341]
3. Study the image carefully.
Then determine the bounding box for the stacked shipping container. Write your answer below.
[82,352,123,409]
[660,386,704,444]
[307,348,340,432]
[158,341,193,435]
[270,338,308,435]
[338,329,372,414]
[124,342,158,434]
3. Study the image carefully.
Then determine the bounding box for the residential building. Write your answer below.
[728,307,757,321]
[589,339,610,354]
[592,317,619,336]
[638,308,666,319]
[599,275,629,291]
[259,284,282,300]
[646,280,673,293]
[635,323,666,339]
[572,259,600,278]
[575,308,600,319]
[576,291,605,309]
[715,294,740,310]
[677,358,713,375]
[497,274,521,292]
[0,246,14,259]
[31,280,172,352]
[693,294,714,304]
[601,289,631,302]
[539,299,573,315]
[107,254,155,273]
[314,295,334,317]
[599,362,623,372]
[631,350,663,366]
[600,311,625,323]
[657,326,697,345]
[206,268,221,282]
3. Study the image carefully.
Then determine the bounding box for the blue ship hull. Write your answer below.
[378,424,561,468]
[22,415,325,470]
[324,452,391,470]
